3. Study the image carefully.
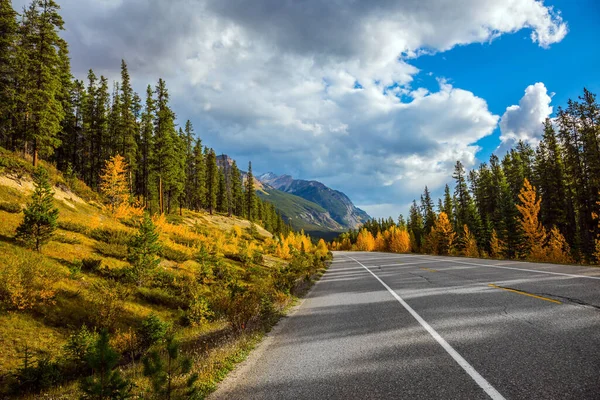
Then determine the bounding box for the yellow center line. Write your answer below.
[420,267,438,273]
[488,284,561,304]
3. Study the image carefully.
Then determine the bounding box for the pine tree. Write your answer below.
[0,0,18,147]
[127,213,161,286]
[421,186,436,234]
[230,160,243,216]
[143,335,198,399]
[16,166,58,252]
[183,120,195,208]
[99,154,130,214]
[245,161,256,220]
[152,79,179,214]
[119,60,137,189]
[191,138,205,210]
[205,148,218,214]
[516,178,547,260]
[20,0,67,165]
[442,184,454,225]
[407,200,423,251]
[217,168,227,213]
[80,329,133,399]
[138,85,154,207]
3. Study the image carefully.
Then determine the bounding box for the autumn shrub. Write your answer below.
[52,233,81,244]
[160,245,190,262]
[137,287,185,309]
[57,219,88,234]
[93,242,128,259]
[87,280,131,331]
[183,296,213,327]
[0,249,63,311]
[81,257,103,273]
[0,201,21,213]
[252,249,264,264]
[110,327,140,362]
[214,283,262,332]
[90,226,134,245]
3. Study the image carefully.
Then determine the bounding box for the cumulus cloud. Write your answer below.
[12,0,567,218]
[497,82,554,155]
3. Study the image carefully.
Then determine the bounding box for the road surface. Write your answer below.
[210,252,600,399]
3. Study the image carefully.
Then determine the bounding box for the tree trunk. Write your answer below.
[159,177,164,215]
[33,139,38,167]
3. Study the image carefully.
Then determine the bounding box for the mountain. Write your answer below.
[257,188,344,232]
[258,173,371,230]
[216,155,342,232]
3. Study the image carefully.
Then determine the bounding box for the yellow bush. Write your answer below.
[355,229,375,252]
[388,227,410,253]
[0,246,65,310]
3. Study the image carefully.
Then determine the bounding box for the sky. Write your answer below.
[13,0,600,219]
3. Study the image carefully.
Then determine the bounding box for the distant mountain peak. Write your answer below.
[257,172,370,230]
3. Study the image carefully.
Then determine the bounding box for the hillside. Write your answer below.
[257,188,343,232]
[258,173,371,229]
[0,149,330,399]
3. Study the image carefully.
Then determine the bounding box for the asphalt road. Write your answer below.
[210,252,600,399]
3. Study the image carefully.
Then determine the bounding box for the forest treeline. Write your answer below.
[333,88,600,264]
[0,0,290,234]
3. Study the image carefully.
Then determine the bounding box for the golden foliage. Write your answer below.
[388,226,411,253]
[86,280,131,331]
[516,179,547,260]
[99,154,131,214]
[489,229,505,259]
[355,228,375,252]
[461,225,479,258]
[315,239,329,259]
[430,212,456,255]
[0,247,63,310]
[546,226,573,264]
[374,231,386,252]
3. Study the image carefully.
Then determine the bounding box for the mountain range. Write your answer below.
[217,155,370,237]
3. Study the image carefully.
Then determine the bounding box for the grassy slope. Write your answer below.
[257,187,340,232]
[0,149,327,398]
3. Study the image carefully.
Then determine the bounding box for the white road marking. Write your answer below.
[346,256,506,400]
[416,257,600,281]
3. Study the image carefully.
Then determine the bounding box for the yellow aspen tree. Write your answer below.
[546,226,573,264]
[100,154,130,214]
[489,229,505,259]
[356,228,375,252]
[316,239,329,258]
[389,227,410,253]
[516,179,547,261]
[433,212,456,255]
[341,237,352,250]
[374,231,386,252]
[461,225,479,257]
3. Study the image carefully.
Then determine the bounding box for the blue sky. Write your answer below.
[413,0,600,163]
[14,0,599,219]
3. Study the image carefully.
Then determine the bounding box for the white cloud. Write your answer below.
[498,82,554,155]
[12,0,567,215]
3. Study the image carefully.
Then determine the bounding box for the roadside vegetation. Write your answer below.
[0,151,331,398]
